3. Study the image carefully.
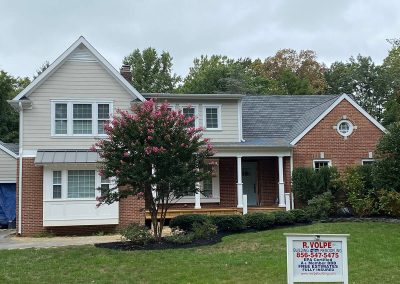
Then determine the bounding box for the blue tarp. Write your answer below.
[0,183,16,225]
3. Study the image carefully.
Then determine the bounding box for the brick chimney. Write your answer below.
[120,64,132,83]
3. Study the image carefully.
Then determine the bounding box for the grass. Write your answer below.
[0,222,399,283]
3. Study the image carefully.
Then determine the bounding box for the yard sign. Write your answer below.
[284,233,349,284]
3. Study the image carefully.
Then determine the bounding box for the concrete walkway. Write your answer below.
[0,229,121,250]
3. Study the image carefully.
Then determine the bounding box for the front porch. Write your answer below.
[153,149,294,219]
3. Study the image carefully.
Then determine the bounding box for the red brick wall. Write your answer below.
[119,194,146,227]
[293,100,384,172]
[17,158,44,236]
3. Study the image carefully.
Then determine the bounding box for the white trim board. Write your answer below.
[12,36,145,102]
[0,144,18,159]
[290,94,387,145]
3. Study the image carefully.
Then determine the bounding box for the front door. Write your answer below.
[242,162,257,206]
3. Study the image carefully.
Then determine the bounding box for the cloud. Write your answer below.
[0,0,399,78]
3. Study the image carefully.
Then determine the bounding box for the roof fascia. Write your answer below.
[0,144,18,159]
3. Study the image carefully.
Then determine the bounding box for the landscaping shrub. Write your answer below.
[273,211,295,226]
[165,232,195,244]
[306,191,334,220]
[245,213,275,230]
[120,223,153,246]
[211,215,246,232]
[292,166,341,204]
[343,166,379,217]
[289,209,312,224]
[378,190,400,217]
[169,214,211,231]
[192,220,218,239]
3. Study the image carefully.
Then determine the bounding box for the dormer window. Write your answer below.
[52,101,112,137]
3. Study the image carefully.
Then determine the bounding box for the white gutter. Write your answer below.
[18,101,23,235]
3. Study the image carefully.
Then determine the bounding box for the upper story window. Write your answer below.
[313,160,332,171]
[181,106,197,128]
[52,101,112,137]
[203,105,221,130]
[337,120,353,137]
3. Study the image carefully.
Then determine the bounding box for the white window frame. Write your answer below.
[203,105,222,130]
[179,104,199,128]
[336,120,354,137]
[362,159,375,165]
[313,159,332,170]
[43,166,117,201]
[51,100,113,137]
[176,159,220,203]
[52,171,62,199]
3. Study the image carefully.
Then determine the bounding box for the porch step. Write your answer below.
[145,206,284,220]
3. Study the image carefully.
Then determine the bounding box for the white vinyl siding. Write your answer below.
[0,151,17,183]
[22,46,134,150]
[161,100,239,142]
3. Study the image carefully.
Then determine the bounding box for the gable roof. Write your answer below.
[0,141,19,159]
[242,94,386,146]
[12,36,145,102]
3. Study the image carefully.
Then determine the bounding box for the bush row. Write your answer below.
[169,209,311,233]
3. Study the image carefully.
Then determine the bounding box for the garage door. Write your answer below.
[0,183,16,227]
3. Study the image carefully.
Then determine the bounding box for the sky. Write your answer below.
[1,0,400,79]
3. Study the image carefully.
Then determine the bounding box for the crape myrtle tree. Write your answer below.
[92,99,214,241]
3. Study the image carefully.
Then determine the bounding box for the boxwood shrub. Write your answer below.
[211,215,246,232]
[169,214,211,231]
[289,209,312,224]
[245,212,275,230]
[273,211,295,226]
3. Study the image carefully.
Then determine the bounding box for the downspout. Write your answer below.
[18,101,23,235]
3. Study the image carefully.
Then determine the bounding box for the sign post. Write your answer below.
[284,233,349,284]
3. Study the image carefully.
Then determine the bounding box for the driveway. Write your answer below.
[0,229,120,250]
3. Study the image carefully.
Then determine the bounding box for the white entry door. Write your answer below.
[242,162,257,206]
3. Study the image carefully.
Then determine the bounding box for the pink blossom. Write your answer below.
[123,151,129,157]
[147,135,153,140]
[89,145,97,152]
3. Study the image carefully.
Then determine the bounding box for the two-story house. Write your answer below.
[9,37,386,236]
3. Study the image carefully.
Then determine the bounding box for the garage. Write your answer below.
[0,141,18,229]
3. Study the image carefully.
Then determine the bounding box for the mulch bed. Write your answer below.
[95,233,226,251]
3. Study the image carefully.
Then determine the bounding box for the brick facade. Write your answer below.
[293,100,384,172]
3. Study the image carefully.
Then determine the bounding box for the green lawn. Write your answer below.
[0,222,399,283]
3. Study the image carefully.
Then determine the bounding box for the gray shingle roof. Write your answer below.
[0,141,19,155]
[242,95,338,145]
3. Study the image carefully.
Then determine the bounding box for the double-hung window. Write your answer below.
[203,105,221,130]
[55,104,68,134]
[52,171,62,199]
[52,101,112,136]
[182,106,197,127]
[73,104,92,134]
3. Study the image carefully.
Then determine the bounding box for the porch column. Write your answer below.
[195,182,201,209]
[278,156,285,207]
[237,156,243,208]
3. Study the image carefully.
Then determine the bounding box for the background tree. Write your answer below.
[33,61,50,79]
[179,55,268,94]
[0,71,30,143]
[93,100,214,241]
[123,48,180,93]
[325,55,387,121]
[257,49,327,95]
[373,122,400,192]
